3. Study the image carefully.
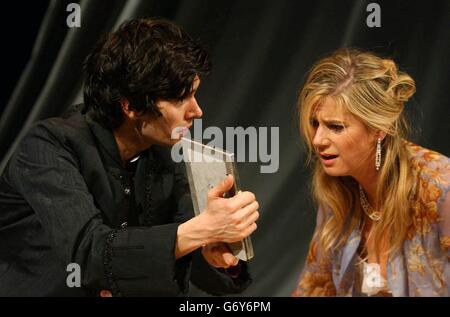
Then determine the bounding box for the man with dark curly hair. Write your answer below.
[0,18,259,296]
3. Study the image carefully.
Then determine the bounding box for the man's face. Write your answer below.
[137,76,203,147]
[311,97,378,178]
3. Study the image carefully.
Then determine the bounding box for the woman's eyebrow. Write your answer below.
[320,118,346,125]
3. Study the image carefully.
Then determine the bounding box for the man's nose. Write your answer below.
[188,97,203,118]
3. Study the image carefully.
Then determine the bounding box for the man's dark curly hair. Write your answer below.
[83,18,211,129]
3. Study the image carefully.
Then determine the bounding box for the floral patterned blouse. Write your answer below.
[293,142,450,297]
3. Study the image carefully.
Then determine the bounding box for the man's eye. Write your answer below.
[175,97,185,105]
[177,93,194,105]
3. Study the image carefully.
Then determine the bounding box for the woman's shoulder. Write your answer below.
[404,141,449,179]
[404,141,450,201]
[405,140,449,163]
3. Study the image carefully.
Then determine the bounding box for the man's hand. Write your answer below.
[99,290,112,297]
[176,174,259,259]
[199,174,259,244]
[201,242,239,268]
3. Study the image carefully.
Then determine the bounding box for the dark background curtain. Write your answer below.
[1,0,449,296]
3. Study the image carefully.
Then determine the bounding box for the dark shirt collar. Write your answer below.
[85,110,153,173]
[85,110,125,168]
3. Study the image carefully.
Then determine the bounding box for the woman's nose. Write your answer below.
[312,126,328,148]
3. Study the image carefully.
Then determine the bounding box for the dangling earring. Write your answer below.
[375,138,382,171]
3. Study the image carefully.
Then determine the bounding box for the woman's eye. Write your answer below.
[310,119,319,128]
[329,124,344,132]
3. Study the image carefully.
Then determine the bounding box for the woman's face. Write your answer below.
[310,97,379,178]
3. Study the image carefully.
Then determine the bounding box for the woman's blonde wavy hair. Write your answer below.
[298,48,417,256]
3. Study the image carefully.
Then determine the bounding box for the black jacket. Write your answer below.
[0,105,251,296]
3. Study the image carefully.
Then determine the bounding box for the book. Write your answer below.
[181,137,254,261]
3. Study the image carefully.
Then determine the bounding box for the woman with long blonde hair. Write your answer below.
[293,49,449,297]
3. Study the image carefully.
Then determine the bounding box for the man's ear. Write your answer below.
[120,98,137,119]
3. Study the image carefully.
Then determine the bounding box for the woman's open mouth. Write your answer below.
[319,153,339,165]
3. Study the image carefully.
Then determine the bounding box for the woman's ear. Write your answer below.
[377,131,387,141]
